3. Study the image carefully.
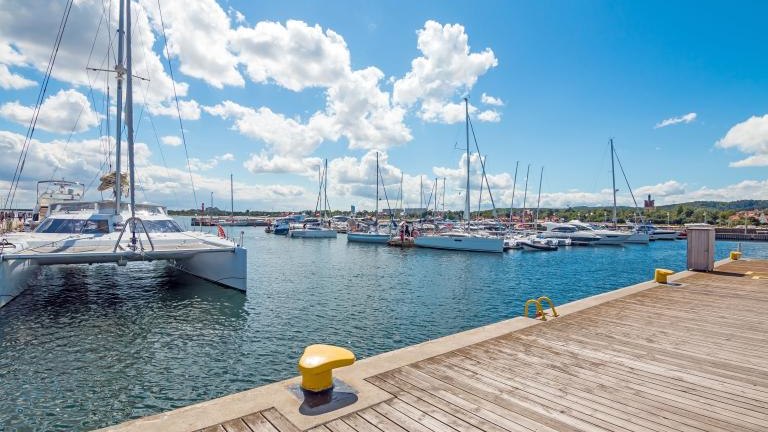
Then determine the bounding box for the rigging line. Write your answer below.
[157,0,197,208]
[613,147,643,219]
[467,115,498,217]
[4,0,74,210]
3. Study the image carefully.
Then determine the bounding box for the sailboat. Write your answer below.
[348,152,391,244]
[290,159,337,238]
[609,139,650,244]
[414,99,503,253]
[0,0,247,309]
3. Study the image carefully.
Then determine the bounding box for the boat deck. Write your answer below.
[108,259,768,432]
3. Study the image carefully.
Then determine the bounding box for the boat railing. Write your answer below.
[113,217,155,253]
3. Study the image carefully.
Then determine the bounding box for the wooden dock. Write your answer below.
[106,259,768,432]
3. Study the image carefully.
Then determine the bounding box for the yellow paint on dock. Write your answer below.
[102,259,768,432]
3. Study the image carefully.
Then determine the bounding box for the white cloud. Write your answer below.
[716,114,768,167]
[0,0,188,106]
[635,180,686,197]
[161,135,181,146]
[188,153,236,171]
[243,153,322,175]
[141,0,243,89]
[147,99,201,120]
[0,64,35,89]
[393,20,498,124]
[204,101,326,156]
[0,89,100,133]
[481,93,503,106]
[231,19,351,91]
[477,109,500,122]
[654,112,697,129]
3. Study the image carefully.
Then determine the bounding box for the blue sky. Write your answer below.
[0,0,766,211]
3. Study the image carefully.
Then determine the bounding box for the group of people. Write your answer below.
[0,212,30,233]
[398,221,418,240]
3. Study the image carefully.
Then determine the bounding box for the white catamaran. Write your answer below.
[414,98,504,253]
[0,0,246,308]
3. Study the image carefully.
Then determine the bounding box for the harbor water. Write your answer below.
[1,222,767,431]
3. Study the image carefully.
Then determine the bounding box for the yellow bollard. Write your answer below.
[298,344,355,392]
[537,296,559,318]
[730,251,742,260]
[654,268,675,284]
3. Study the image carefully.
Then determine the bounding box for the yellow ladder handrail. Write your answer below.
[537,296,559,318]
[523,298,545,320]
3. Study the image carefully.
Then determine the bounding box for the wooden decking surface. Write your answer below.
[204,260,768,432]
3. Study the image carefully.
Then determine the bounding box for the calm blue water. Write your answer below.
[1,223,767,431]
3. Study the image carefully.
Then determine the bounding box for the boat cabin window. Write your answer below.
[35,218,110,234]
[129,220,182,233]
[551,226,576,233]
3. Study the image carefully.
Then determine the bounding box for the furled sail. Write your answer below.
[97,171,129,196]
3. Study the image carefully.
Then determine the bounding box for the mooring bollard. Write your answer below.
[298,344,355,393]
[654,268,674,284]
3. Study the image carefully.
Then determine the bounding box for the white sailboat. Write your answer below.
[609,139,650,244]
[414,98,503,253]
[290,159,337,239]
[347,152,391,244]
[0,0,246,309]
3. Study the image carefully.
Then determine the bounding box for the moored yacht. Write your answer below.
[567,220,631,245]
[0,0,246,308]
[413,98,504,253]
[540,222,601,245]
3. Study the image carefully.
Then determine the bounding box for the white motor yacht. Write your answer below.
[568,220,631,245]
[540,222,601,245]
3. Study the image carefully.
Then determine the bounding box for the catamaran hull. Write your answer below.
[173,247,247,291]
[0,259,39,308]
[347,233,390,244]
[414,236,504,253]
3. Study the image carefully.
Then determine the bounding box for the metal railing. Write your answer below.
[113,217,155,253]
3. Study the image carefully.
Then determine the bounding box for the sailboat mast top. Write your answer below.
[610,138,617,228]
[509,161,519,222]
[113,0,126,214]
[535,166,544,232]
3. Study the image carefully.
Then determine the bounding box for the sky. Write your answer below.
[0,0,767,211]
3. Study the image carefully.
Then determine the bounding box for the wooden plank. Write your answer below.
[357,407,410,432]
[221,418,253,432]
[198,426,227,432]
[325,419,360,432]
[342,414,383,432]
[241,412,280,432]
[261,408,301,432]
[370,402,435,432]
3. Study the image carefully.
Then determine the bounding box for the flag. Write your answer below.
[216,225,226,238]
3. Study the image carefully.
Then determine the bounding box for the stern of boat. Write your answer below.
[173,245,247,291]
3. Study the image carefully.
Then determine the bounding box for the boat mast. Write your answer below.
[522,164,530,225]
[464,97,470,229]
[508,161,519,223]
[441,177,446,217]
[610,138,617,228]
[419,175,423,218]
[113,0,126,214]
[324,158,329,221]
[230,173,234,223]
[535,166,544,232]
[125,0,137,247]
[375,152,379,232]
[434,177,438,218]
[399,172,403,217]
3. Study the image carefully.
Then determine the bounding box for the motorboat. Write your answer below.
[540,222,601,245]
[289,224,337,238]
[347,231,391,244]
[567,220,631,245]
[32,180,84,224]
[633,223,679,240]
[519,238,558,251]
